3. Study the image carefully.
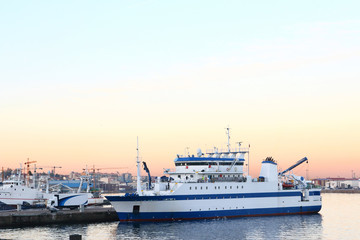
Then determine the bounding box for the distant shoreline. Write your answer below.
[321,189,360,194]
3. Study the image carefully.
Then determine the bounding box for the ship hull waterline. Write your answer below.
[114,206,321,222]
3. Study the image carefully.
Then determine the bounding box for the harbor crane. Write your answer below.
[24,158,37,186]
[95,167,128,173]
[39,166,62,178]
[84,165,128,190]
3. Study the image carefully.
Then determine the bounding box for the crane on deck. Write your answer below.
[279,157,308,176]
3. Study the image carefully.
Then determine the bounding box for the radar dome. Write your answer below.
[197,148,203,157]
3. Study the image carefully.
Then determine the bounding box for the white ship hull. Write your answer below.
[107,182,321,222]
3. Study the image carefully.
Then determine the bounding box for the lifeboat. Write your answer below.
[282,182,294,189]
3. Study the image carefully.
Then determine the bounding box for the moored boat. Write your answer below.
[108,133,322,222]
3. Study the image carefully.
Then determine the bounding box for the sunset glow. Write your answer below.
[1,1,359,179]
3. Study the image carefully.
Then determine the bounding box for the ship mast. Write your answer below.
[136,137,142,196]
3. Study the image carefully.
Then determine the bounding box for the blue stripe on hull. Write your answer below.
[106,191,321,202]
[116,205,322,222]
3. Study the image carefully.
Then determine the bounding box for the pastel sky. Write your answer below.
[1,1,359,178]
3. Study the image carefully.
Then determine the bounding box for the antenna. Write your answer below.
[248,143,250,176]
[236,142,242,151]
[226,126,231,152]
[185,147,190,156]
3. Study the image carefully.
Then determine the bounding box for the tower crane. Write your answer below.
[85,165,128,190]
[95,167,128,173]
[39,166,62,178]
[24,158,37,186]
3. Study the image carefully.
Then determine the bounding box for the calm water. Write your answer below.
[0,193,359,240]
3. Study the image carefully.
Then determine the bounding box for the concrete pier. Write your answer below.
[321,189,360,194]
[0,206,118,228]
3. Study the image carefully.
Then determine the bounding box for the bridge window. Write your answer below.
[175,163,187,166]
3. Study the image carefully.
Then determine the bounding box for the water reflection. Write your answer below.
[115,214,323,240]
[4,193,360,240]
[0,214,323,240]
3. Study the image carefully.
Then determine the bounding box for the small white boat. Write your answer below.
[0,179,44,206]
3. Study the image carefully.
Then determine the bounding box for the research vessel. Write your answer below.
[106,132,322,222]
